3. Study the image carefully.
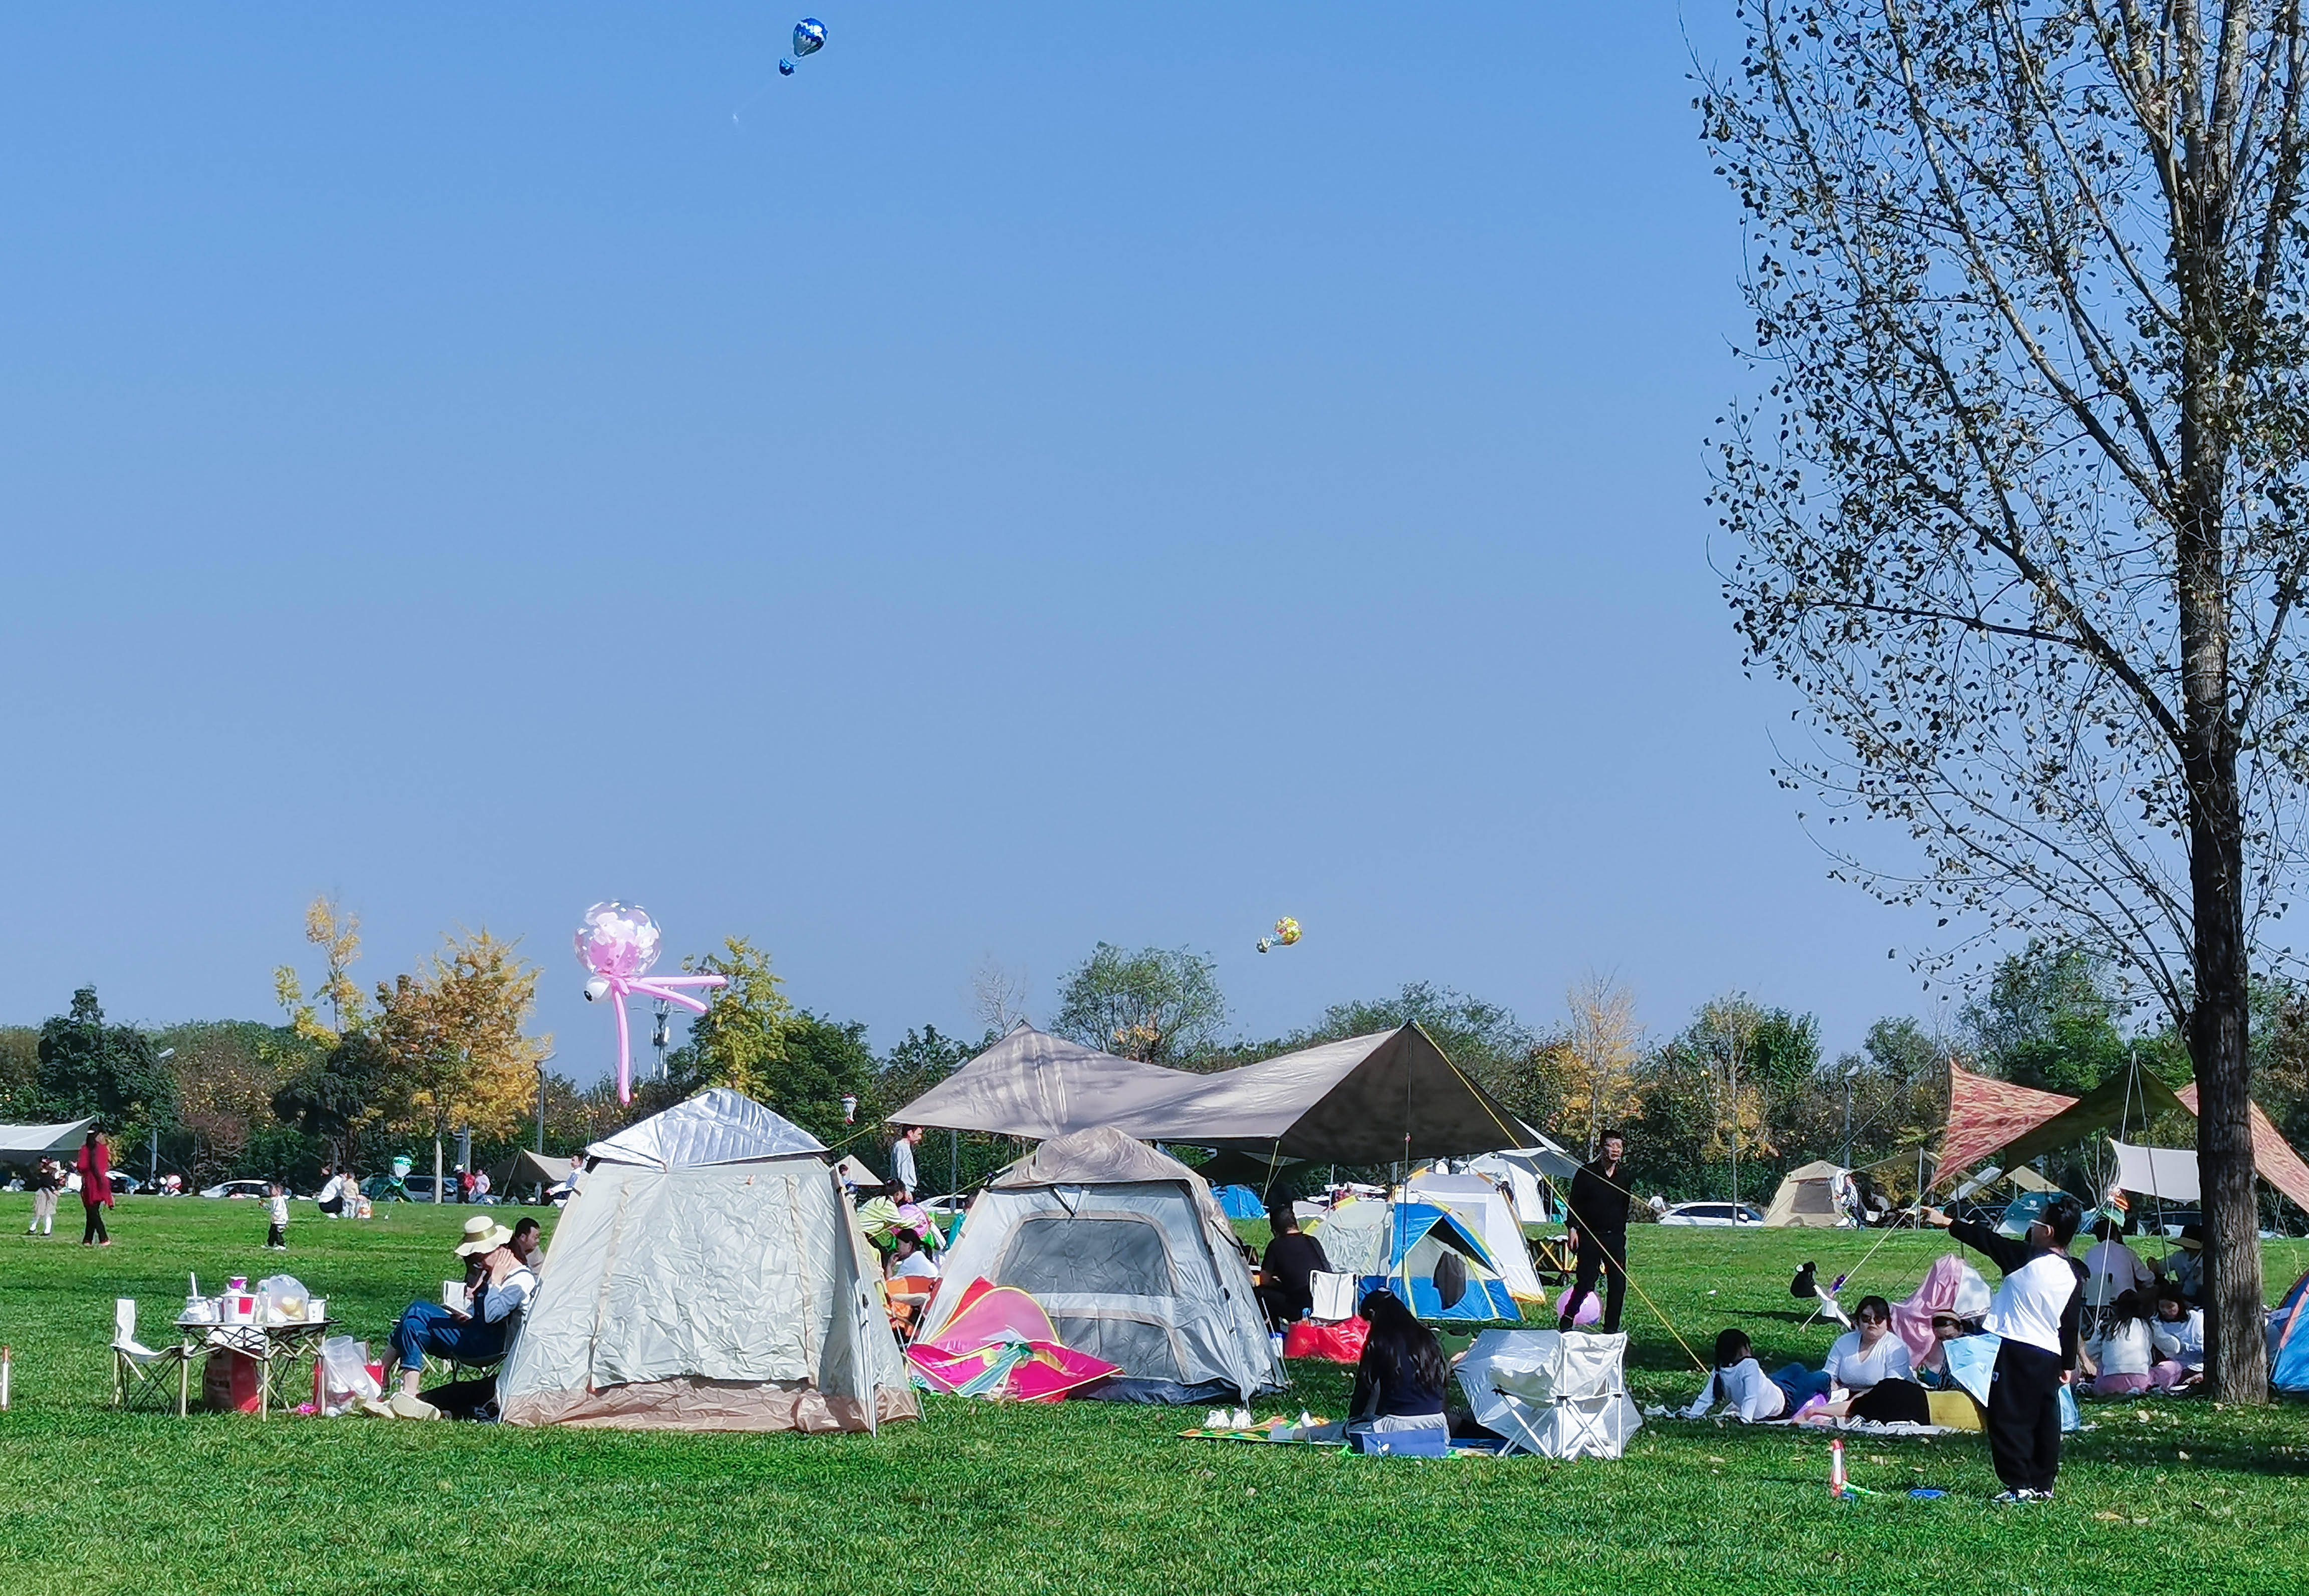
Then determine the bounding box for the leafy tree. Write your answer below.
[1531,977,1644,1155]
[0,1025,38,1117]
[670,937,797,1102]
[273,895,368,1046]
[1702,0,2309,1401]
[374,930,550,1194]
[37,987,175,1143]
[1052,943,1226,1066]
[1963,943,2130,1097]
[271,1031,390,1171]
[772,1013,881,1147]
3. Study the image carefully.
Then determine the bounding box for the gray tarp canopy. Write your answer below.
[587,1087,827,1169]
[888,1027,1193,1140]
[0,1117,95,1165]
[488,1149,576,1191]
[892,1024,1526,1165]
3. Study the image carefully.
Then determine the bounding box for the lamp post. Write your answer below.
[1840,1063,1862,1170]
[652,999,671,1082]
[150,1047,174,1185]
[536,1052,554,1156]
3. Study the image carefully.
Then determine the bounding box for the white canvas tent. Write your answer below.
[1762,1160,1857,1228]
[1403,1172,1548,1303]
[499,1089,916,1433]
[0,1117,95,1167]
[1464,1139,1578,1225]
[917,1127,1284,1404]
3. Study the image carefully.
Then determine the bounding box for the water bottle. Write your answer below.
[1829,1436,1847,1497]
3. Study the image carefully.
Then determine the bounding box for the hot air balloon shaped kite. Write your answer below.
[1256,917,1302,954]
[576,902,727,1104]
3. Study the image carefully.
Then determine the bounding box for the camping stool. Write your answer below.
[883,1279,934,1344]
[111,1298,195,1417]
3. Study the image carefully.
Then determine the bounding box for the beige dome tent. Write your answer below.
[499,1088,917,1433]
[1761,1160,1856,1228]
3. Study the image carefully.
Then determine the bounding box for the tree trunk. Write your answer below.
[2178,316,2269,1403]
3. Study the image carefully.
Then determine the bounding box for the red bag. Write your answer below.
[201,1348,263,1414]
[1283,1316,1369,1364]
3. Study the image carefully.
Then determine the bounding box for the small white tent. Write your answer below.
[917,1127,1283,1404]
[499,1089,916,1433]
[1404,1172,1548,1303]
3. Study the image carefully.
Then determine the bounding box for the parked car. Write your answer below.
[107,1170,142,1195]
[362,1173,447,1202]
[1657,1201,1766,1227]
[198,1178,273,1200]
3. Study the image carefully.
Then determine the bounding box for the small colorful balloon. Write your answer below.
[1256,916,1303,954]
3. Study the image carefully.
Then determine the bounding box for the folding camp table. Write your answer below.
[176,1315,337,1418]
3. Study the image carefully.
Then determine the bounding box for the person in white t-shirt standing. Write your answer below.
[264,1181,291,1250]
[1924,1195,2087,1504]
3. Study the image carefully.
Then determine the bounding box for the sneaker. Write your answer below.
[386,1392,441,1421]
[1990,1490,2027,1505]
[2022,1488,2054,1502]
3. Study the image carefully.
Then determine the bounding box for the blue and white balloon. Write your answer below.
[792,18,827,58]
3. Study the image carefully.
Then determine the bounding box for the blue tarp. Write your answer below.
[1215,1185,1266,1221]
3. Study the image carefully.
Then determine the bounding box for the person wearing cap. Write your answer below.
[384,1216,532,1405]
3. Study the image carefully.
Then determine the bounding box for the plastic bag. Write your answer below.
[319,1336,380,1417]
[258,1275,310,1323]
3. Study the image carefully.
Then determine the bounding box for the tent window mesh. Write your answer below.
[1052,1314,1180,1380]
[1000,1214,1174,1298]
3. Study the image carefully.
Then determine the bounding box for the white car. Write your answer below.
[1657,1201,1766,1228]
[198,1178,277,1200]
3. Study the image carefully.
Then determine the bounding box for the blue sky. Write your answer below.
[0,5,1965,1079]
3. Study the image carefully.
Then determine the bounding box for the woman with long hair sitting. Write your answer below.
[1348,1289,1451,1435]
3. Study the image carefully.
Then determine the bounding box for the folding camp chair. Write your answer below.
[111,1298,195,1416]
[884,1278,934,1343]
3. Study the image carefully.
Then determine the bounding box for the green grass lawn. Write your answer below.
[3,1196,2306,1595]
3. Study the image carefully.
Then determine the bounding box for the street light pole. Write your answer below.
[149,1047,174,1185]
[536,1052,554,1156]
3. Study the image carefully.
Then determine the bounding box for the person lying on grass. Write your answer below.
[1680,1329,1813,1422]
[1347,1289,1450,1434]
[2149,1283,2205,1386]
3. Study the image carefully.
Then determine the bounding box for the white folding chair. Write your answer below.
[111,1298,194,1416]
[1309,1271,1358,1323]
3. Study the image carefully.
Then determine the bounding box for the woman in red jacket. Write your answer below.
[76,1129,114,1246]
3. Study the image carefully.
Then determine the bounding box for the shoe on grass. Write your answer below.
[386,1392,441,1421]
[359,1396,396,1419]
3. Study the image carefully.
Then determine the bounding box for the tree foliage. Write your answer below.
[670,936,797,1103]
[1701,0,2309,1401]
[1052,943,1227,1066]
[1531,977,1645,1155]
[373,930,549,1142]
[37,987,175,1142]
[273,895,368,1046]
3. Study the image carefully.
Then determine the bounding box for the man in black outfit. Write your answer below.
[1559,1131,1630,1333]
[1256,1198,1332,1330]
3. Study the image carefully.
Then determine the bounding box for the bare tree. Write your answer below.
[969,955,1032,1035]
[1702,1,2309,1398]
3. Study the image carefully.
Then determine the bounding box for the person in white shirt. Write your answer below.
[1797,1296,1930,1426]
[889,1126,923,1202]
[1925,1196,2087,1504]
[315,1167,346,1218]
[2149,1283,2206,1385]
[888,1229,941,1281]
[1681,1329,1793,1422]
[264,1181,291,1250]
[2087,1289,2186,1396]
[2082,1217,2153,1333]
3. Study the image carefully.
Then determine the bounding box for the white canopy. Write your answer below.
[585,1088,826,1170]
[2111,1141,2201,1202]
[0,1117,95,1164]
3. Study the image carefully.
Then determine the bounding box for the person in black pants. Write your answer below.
[1924,1195,2087,1503]
[1559,1132,1630,1333]
[1256,1199,1332,1331]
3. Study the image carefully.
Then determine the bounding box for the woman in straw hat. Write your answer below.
[381,1215,521,1414]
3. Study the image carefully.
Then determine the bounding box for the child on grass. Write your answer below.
[264,1181,289,1250]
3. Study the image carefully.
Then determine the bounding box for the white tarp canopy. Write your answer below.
[503,1089,914,1433]
[917,1127,1284,1403]
[2111,1141,2202,1202]
[0,1118,95,1164]
[889,1028,1193,1140]
[1404,1172,1547,1302]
